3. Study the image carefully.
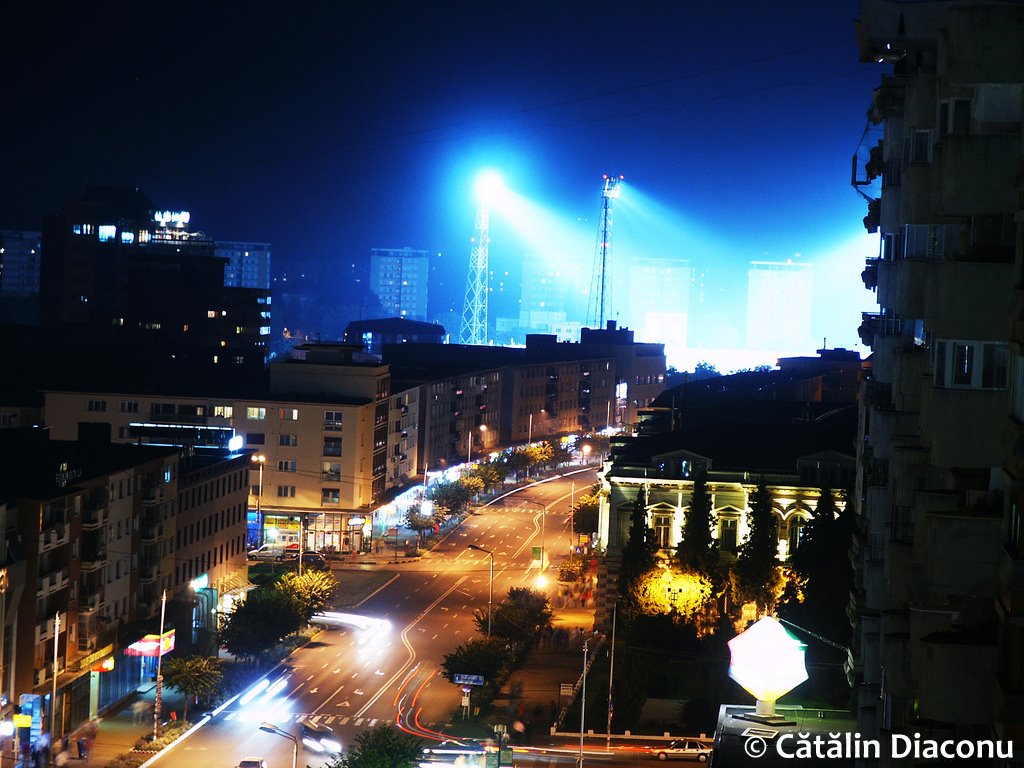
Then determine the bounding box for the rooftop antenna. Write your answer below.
[587,174,623,328]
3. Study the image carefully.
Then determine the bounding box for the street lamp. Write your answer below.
[467,424,487,465]
[579,638,590,768]
[153,590,166,742]
[251,454,266,547]
[259,722,298,768]
[467,545,494,637]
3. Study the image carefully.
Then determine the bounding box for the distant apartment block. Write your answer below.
[746,260,813,352]
[0,229,41,324]
[369,248,429,321]
[217,241,271,290]
[627,256,690,348]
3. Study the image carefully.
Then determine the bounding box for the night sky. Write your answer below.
[2,0,881,367]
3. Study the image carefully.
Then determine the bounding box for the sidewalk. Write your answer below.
[485,606,597,745]
[73,685,187,767]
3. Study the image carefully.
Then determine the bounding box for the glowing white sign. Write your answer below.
[153,210,191,227]
[728,616,807,703]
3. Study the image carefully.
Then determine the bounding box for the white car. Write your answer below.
[654,739,713,762]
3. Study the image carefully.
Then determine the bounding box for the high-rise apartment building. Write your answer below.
[369,248,429,321]
[627,256,690,348]
[217,241,271,290]
[745,260,813,352]
[852,0,1024,755]
[39,187,270,367]
[0,229,41,324]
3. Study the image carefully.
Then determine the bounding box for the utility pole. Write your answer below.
[153,590,166,741]
[606,603,617,748]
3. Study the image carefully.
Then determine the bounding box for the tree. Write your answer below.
[620,487,657,601]
[465,460,505,492]
[572,491,600,537]
[219,588,303,662]
[475,587,552,643]
[505,450,533,480]
[440,638,508,684]
[691,361,721,380]
[733,482,781,617]
[404,504,437,548]
[779,486,855,650]
[326,723,423,768]
[276,569,338,621]
[676,470,717,577]
[161,655,223,723]
[426,480,473,517]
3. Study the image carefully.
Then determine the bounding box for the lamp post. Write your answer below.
[251,454,266,547]
[153,589,166,742]
[579,638,589,768]
[467,545,494,637]
[467,424,487,465]
[259,722,298,768]
[50,611,60,754]
[528,412,532,444]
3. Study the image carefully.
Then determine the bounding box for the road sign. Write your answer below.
[454,673,485,686]
[531,546,542,561]
[559,683,573,696]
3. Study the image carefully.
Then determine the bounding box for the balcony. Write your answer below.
[36,567,69,597]
[141,523,164,544]
[82,505,108,530]
[139,565,159,583]
[323,419,344,431]
[918,630,996,724]
[80,591,104,612]
[81,549,106,571]
[39,524,70,553]
[35,612,67,645]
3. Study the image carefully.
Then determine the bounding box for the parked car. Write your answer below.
[653,739,713,762]
[284,552,329,570]
[236,758,266,768]
[247,543,298,561]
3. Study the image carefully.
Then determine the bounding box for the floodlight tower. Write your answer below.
[460,171,502,345]
[587,174,623,329]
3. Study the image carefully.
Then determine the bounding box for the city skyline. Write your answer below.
[2,1,880,364]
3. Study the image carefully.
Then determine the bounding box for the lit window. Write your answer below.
[259,326,271,336]
[120,231,135,244]
[246,407,267,420]
[98,225,116,242]
[279,408,299,421]
[207,310,217,318]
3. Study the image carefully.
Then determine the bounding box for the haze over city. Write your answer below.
[3,0,881,369]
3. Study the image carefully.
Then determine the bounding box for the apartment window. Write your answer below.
[98,225,116,242]
[213,405,233,418]
[279,408,299,421]
[87,400,106,412]
[321,488,340,505]
[323,437,342,457]
[905,128,933,164]
[934,339,1008,389]
[276,485,296,498]
[119,401,139,413]
[279,433,298,447]
[277,460,297,472]
[322,462,341,481]
[324,410,344,430]
[246,407,266,420]
[246,432,265,445]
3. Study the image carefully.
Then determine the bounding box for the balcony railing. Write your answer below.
[82,505,108,529]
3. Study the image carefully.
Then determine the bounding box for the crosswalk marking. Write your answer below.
[340,716,350,725]
[224,712,236,721]
[325,716,335,724]
[355,717,363,726]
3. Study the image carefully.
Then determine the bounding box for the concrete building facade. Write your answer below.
[853,0,1024,754]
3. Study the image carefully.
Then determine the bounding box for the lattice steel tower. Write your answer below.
[460,172,500,345]
[587,174,623,328]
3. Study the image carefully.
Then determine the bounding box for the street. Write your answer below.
[153,471,657,768]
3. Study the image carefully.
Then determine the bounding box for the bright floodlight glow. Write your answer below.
[727,616,808,703]
[535,574,548,589]
[321,738,342,753]
[474,170,504,203]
